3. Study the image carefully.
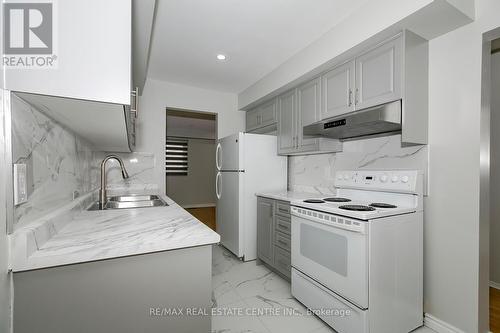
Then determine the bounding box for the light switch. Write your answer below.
[14,163,28,205]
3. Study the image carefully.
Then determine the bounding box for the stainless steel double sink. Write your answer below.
[87,194,168,211]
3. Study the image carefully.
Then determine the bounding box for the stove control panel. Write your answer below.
[334,170,420,193]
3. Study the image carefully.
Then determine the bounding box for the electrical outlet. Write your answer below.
[14,163,28,205]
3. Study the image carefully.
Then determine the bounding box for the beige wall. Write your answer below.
[490,52,500,285]
[166,138,216,208]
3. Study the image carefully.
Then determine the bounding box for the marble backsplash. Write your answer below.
[289,134,428,195]
[11,94,98,227]
[11,94,157,228]
[93,151,157,194]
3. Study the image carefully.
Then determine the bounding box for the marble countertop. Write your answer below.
[255,191,320,202]
[11,193,220,272]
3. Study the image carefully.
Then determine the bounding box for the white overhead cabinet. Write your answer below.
[5,0,156,152]
[246,99,278,134]
[6,0,133,105]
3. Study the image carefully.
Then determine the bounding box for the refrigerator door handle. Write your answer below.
[216,172,221,199]
[216,143,222,170]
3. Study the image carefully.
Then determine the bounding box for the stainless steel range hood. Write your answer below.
[303,100,402,140]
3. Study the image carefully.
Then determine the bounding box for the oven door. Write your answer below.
[291,209,368,309]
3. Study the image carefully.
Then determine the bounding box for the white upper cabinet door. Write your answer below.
[5,0,132,105]
[278,90,296,154]
[259,98,277,127]
[297,77,321,151]
[321,60,355,120]
[355,37,402,110]
[246,108,261,132]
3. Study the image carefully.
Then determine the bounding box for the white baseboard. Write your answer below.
[424,313,466,333]
[182,203,216,209]
[490,280,500,290]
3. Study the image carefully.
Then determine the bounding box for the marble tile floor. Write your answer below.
[211,244,435,333]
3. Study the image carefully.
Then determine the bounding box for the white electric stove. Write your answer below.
[290,170,424,333]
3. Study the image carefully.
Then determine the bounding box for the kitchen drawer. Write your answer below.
[274,231,291,252]
[274,246,291,279]
[275,216,291,235]
[292,269,368,333]
[276,201,291,217]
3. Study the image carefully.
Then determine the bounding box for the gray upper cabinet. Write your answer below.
[257,197,274,266]
[260,99,277,127]
[297,78,321,152]
[277,90,297,154]
[245,98,277,133]
[322,60,355,119]
[278,83,343,156]
[247,30,428,147]
[355,37,402,110]
[246,108,261,132]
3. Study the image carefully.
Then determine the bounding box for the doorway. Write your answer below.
[482,30,500,333]
[165,109,217,230]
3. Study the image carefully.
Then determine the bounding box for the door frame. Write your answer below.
[165,107,218,200]
[479,27,500,333]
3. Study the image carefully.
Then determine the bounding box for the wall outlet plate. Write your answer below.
[14,163,28,205]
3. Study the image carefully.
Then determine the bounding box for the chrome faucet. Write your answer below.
[98,155,130,209]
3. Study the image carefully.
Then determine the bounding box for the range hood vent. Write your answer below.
[303,100,402,140]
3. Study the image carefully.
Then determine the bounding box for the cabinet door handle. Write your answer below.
[131,87,139,118]
[348,89,353,107]
[355,88,359,105]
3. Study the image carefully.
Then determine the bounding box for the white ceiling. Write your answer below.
[147,0,367,93]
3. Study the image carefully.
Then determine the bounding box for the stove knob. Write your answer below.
[380,175,388,183]
[391,175,399,183]
[401,176,409,183]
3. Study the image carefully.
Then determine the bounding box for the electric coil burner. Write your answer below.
[370,203,397,209]
[323,197,351,203]
[339,205,376,211]
[303,199,325,204]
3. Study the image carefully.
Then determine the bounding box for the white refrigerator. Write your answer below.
[216,132,287,261]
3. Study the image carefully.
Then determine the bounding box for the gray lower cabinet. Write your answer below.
[13,246,213,333]
[257,197,291,280]
[257,197,275,265]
